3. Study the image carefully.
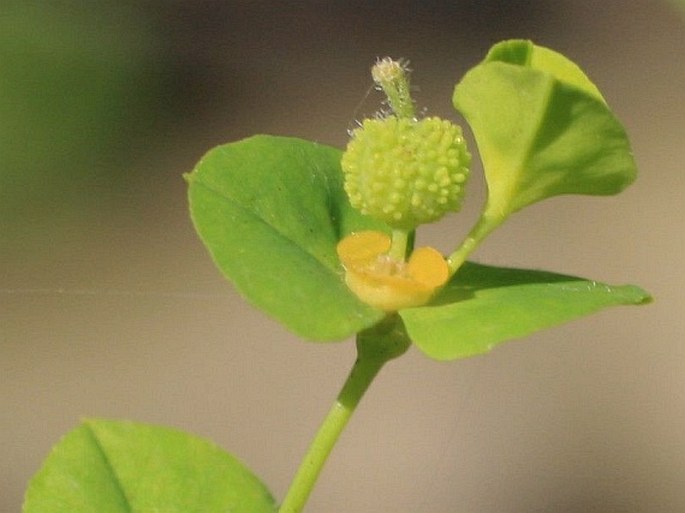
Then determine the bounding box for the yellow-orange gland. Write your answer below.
[342,116,470,231]
[337,231,449,311]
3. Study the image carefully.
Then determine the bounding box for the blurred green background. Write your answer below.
[2,2,683,512]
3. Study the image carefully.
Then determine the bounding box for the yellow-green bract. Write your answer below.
[453,39,636,223]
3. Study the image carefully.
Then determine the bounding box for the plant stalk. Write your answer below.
[389,229,410,261]
[278,317,410,513]
[447,211,505,275]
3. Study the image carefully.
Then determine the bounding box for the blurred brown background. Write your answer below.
[1,2,683,512]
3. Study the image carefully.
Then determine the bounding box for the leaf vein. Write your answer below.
[83,422,134,513]
[192,179,342,278]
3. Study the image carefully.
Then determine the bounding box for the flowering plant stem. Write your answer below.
[279,318,410,513]
[389,229,410,260]
[20,44,651,513]
[447,212,504,274]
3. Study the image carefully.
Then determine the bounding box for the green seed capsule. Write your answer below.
[342,116,471,230]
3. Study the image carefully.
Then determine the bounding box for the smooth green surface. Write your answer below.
[186,135,387,341]
[485,40,605,101]
[401,262,651,360]
[453,40,637,220]
[23,419,276,513]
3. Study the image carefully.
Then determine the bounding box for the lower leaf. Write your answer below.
[23,419,277,513]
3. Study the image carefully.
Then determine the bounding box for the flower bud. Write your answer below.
[341,116,471,230]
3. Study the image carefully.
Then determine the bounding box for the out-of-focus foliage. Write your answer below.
[0,4,162,221]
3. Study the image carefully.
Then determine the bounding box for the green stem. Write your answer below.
[388,229,410,261]
[447,211,506,275]
[278,317,410,513]
[277,353,382,513]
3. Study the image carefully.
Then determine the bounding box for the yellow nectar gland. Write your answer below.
[336,231,449,311]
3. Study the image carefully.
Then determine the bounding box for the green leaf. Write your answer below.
[453,40,637,220]
[186,135,386,341]
[400,262,651,361]
[23,419,276,513]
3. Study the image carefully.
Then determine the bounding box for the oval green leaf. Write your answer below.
[400,262,651,361]
[186,135,386,341]
[23,419,276,513]
[453,40,637,220]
